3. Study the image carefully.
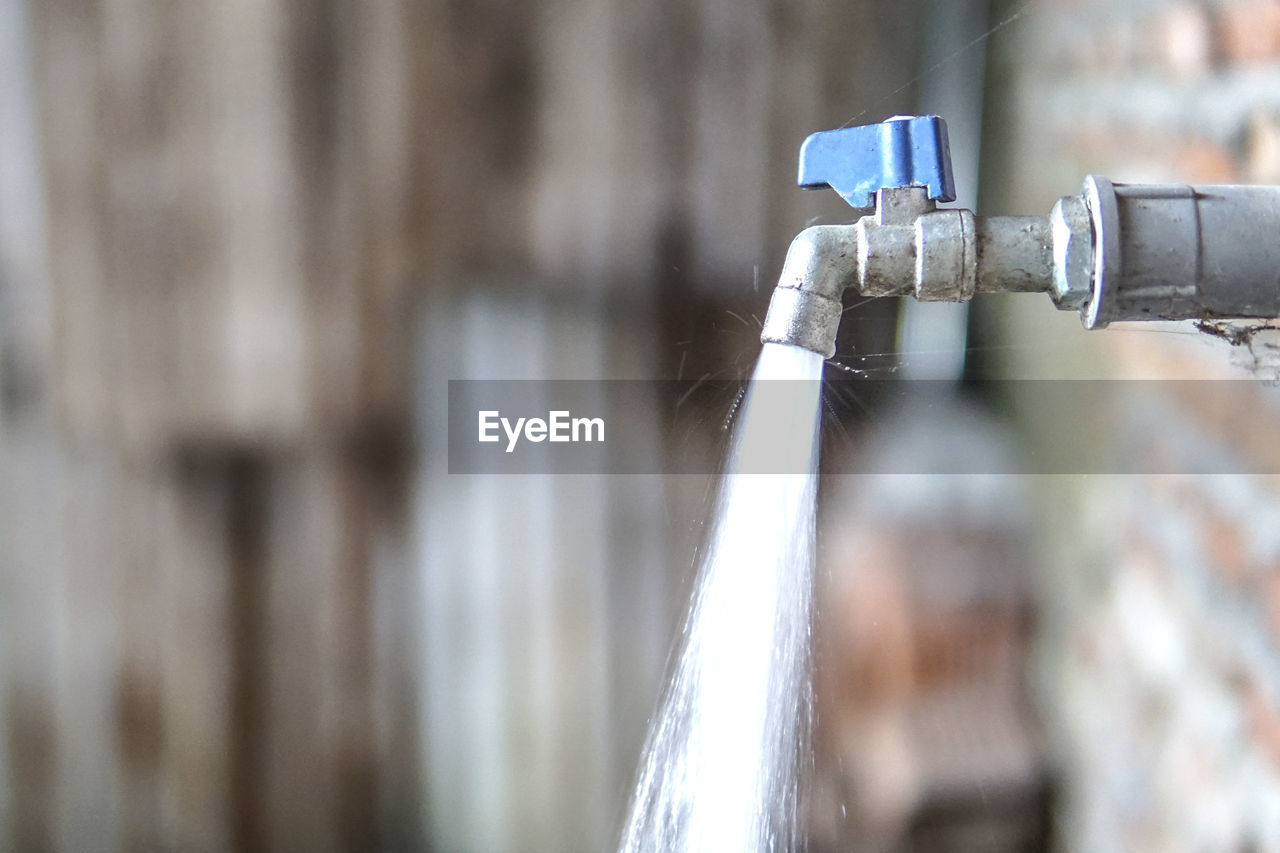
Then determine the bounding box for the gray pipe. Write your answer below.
[1085,178,1280,328]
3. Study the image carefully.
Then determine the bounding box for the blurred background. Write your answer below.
[4,0,1280,850]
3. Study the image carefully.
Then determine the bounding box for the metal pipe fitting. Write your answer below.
[762,117,1280,358]
[1082,178,1280,328]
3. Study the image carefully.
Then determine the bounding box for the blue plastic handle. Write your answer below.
[798,115,956,209]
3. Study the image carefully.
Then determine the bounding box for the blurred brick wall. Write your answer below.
[983,0,1280,849]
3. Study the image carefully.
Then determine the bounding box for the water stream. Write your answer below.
[621,342,825,852]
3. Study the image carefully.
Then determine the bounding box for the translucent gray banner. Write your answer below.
[446,380,1280,474]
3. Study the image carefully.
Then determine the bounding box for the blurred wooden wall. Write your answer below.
[9,1,425,849]
[0,0,929,850]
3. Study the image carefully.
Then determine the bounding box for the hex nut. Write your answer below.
[1050,195,1093,310]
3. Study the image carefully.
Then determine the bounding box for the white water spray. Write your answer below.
[621,342,824,852]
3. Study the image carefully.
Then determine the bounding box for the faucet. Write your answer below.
[761,115,1280,358]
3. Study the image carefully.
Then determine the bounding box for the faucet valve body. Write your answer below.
[762,116,1280,357]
